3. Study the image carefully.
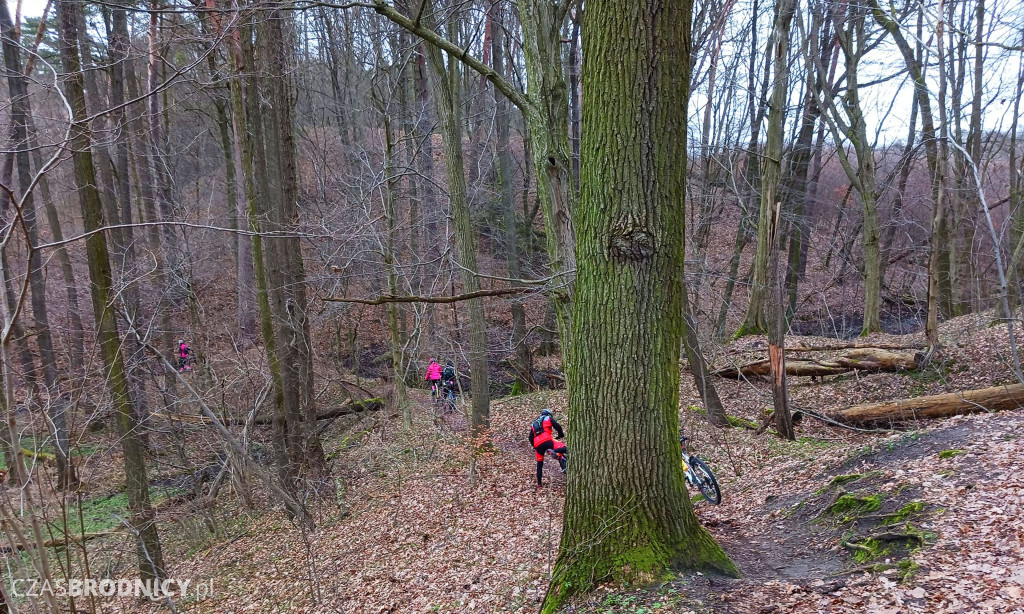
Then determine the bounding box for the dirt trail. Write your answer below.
[572,409,1024,613]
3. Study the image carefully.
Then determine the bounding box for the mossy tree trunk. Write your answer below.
[55,0,164,580]
[738,0,795,338]
[543,0,737,609]
[422,2,490,435]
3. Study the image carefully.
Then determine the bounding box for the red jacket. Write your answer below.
[530,416,564,447]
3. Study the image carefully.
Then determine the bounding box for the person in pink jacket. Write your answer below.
[425,359,442,399]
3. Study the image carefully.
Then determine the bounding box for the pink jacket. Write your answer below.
[425,362,442,380]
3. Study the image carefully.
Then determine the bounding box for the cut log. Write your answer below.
[712,348,920,379]
[836,383,1024,426]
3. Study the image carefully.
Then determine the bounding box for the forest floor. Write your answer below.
[83,310,1024,614]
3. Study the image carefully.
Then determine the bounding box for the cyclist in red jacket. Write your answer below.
[529,409,566,487]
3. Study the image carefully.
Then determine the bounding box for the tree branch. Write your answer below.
[368,0,533,114]
[324,287,533,304]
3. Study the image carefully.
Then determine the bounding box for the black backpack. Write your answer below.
[529,416,546,441]
[442,366,455,380]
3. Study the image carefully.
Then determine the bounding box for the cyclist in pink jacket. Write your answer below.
[425,359,443,399]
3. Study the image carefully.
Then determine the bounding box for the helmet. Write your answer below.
[541,408,552,417]
[430,358,437,363]
[178,339,184,345]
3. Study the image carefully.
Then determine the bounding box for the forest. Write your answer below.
[0,0,1022,611]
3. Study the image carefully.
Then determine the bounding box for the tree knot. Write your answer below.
[608,220,656,261]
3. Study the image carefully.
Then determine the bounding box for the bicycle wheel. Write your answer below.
[690,457,721,505]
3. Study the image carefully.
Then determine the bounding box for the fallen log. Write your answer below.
[152,398,384,427]
[836,383,1024,426]
[713,348,920,379]
[2,530,117,553]
[730,343,920,355]
[247,398,383,425]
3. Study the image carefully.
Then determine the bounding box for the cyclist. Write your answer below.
[177,339,192,373]
[425,359,442,399]
[528,408,566,488]
[441,360,457,396]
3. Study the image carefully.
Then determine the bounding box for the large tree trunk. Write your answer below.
[544,0,737,609]
[0,0,77,489]
[422,3,491,435]
[54,0,164,580]
[837,384,1024,425]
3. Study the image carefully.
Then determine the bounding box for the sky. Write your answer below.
[16,0,49,18]
[13,0,1023,147]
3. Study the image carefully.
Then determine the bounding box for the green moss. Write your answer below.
[48,486,184,536]
[726,415,758,429]
[895,558,920,581]
[938,449,964,459]
[883,501,926,524]
[829,474,863,487]
[731,322,763,339]
[541,526,738,614]
[828,493,883,521]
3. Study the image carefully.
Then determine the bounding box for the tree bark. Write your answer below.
[869,0,944,350]
[54,0,164,580]
[544,0,737,608]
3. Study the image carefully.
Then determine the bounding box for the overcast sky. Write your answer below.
[14,0,1023,147]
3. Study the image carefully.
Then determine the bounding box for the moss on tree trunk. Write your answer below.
[543,0,737,609]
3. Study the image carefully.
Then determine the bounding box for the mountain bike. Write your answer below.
[546,443,567,473]
[681,436,721,505]
[430,381,443,406]
[441,381,458,413]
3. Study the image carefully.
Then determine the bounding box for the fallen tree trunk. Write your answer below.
[729,343,919,356]
[152,398,383,426]
[713,348,920,379]
[2,530,116,553]
[836,383,1024,425]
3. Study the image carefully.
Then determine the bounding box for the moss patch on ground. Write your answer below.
[938,449,965,459]
[827,493,883,522]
